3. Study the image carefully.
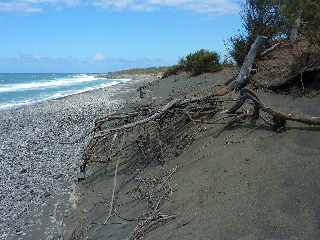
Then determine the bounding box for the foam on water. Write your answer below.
[0,74,130,93]
[0,74,131,110]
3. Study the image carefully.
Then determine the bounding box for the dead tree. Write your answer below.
[80,35,320,178]
[73,34,320,240]
[229,35,268,91]
[290,10,302,44]
[216,35,267,96]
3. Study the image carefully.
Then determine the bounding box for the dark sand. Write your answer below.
[3,67,320,240]
[65,68,320,240]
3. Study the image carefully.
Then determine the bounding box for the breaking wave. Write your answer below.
[0,74,126,93]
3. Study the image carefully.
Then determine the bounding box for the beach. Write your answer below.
[0,74,155,240]
[2,1,320,239]
[62,68,320,240]
[2,68,320,240]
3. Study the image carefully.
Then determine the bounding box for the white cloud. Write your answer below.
[0,2,42,13]
[0,0,81,13]
[93,0,240,14]
[0,0,240,15]
[92,52,106,61]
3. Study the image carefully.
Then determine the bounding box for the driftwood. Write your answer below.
[95,99,181,138]
[82,32,320,169]
[84,88,320,170]
[81,36,320,177]
[80,94,223,175]
[228,88,320,128]
[260,42,281,57]
[290,10,302,44]
[104,133,125,224]
[128,166,178,240]
[229,35,268,91]
[214,36,268,96]
[78,35,320,240]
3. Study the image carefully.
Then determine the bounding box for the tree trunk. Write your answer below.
[230,35,267,91]
[290,10,302,44]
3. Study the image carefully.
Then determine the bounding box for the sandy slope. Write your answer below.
[65,68,320,240]
[148,92,320,240]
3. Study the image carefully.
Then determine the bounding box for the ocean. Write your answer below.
[0,73,130,110]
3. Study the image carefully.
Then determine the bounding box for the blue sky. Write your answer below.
[0,0,243,73]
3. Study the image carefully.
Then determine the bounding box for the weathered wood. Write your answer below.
[230,35,268,91]
[290,10,302,44]
[96,99,181,137]
[104,133,125,224]
[228,88,320,126]
[260,42,281,57]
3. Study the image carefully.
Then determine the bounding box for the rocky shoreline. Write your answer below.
[0,75,155,240]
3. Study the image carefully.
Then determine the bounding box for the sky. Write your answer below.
[0,0,243,73]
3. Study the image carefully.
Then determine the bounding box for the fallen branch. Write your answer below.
[213,36,268,96]
[96,99,181,138]
[129,210,176,240]
[104,133,125,224]
[229,35,268,91]
[81,72,320,184]
[260,42,281,57]
[227,88,320,128]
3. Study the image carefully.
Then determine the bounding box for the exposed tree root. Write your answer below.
[229,88,320,129]
[80,94,224,175]
[80,87,320,178]
[75,36,320,240]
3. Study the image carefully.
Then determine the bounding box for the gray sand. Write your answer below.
[3,68,320,240]
[0,75,154,240]
[65,69,320,240]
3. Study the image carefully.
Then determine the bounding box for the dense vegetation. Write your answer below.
[161,0,320,79]
[227,0,320,65]
[162,49,222,78]
[282,0,320,49]
[114,66,170,75]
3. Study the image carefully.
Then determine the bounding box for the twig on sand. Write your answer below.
[128,209,176,240]
[127,167,178,240]
[96,99,181,137]
[104,133,125,224]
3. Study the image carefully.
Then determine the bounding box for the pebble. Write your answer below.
[0,77,153,239]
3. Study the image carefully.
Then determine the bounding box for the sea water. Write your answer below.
[0,73,130,110]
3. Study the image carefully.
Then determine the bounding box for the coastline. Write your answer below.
[0,73,142,112]
[0,74,156,240]
[3,67,320,240]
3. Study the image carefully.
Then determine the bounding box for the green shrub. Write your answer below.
[183,49,221,76]
[162,49,221,78]
[161,65,184,79]
[227,0,287,65]
[242,0,286,40]
[228,0,320,65]
[282,0,320,50]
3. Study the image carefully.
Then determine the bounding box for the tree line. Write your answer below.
[162,0,320,78]
[229,0,320,65]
